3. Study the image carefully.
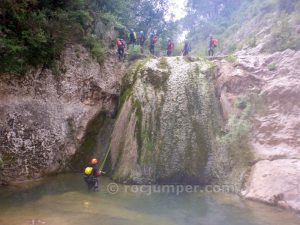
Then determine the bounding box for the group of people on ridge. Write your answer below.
[116,29,195,59]
[116,29,157,59]
[116,29,218,59]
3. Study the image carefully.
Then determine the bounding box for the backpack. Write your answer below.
[153,35,157,45]
[120,39,126,47]
[116,39,122,47]
[167,41,174,50]
[213,39,219,47]
[130,32,136,41]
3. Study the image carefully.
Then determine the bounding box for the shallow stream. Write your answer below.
[0,174,299,225]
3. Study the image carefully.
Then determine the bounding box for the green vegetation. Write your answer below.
[217,114,252,166]
[119,60,148,109]
[127,45,141,61]
[194,64,200,75]
[268,63,277,71]
[216,96,254,187]
[270,16,300,52]
[133,99,145,163]
[225,54,237,63]
[215,94,265,183]
[183,0,300,55]
[157,57,168,69]
[234,97,248,110]
[84,34,106,64]
[0,0,172,75]
[0,155,3,170]
[0,0,92,75]
[247,36,257,48]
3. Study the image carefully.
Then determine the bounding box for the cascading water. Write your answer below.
[109,57,222,184]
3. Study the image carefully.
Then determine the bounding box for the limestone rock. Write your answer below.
[242,159,300,212]
[0,45,125,184]
[214,49,300,211]
[110,57,221,184]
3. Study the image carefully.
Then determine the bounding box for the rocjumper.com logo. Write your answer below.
[107,183,238,195]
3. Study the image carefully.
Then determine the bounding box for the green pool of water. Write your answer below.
[0,174,299,225]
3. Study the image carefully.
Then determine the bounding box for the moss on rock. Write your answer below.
[110,57,224,184]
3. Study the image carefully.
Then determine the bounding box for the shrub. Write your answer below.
[0,0,95,75]
[218,115,252,166]
[268,63,277,71]
[0,5,56,75]
[247,36,257,48]
[0,155,3,170]
[271,18,297,51]
[228,43,238,53]
[84,34,106,64]
[127,45,140,61]
[215,96,254,186]
[234,97,248,109]
[157,57,168,69]
[225,54,237,63]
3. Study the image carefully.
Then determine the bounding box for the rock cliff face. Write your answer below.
[0,45,125,185]
[110,57,222,184]
[214,49,300,212]
[1,42,299,212]
[110,49,300,211]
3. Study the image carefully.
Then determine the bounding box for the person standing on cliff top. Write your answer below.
[128,29,137,49]
[149,32,157,55]
[182,41,191,56]
[116,38,126,60]
[208,35,218,56]
[139,31,146,54]
[167,38,175,56]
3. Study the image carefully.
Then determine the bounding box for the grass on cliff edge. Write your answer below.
[213,95,261,189]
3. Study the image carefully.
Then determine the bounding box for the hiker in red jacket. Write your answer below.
[167,38,175,56]
[116,38,126,60]
[208,35,218,56]
[149,32,157,55]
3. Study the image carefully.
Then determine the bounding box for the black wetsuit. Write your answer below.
[150,35,156,55]
[208,38,215,56]
[129,32,136,47]
[183,42,191,56]
[139,36,146,54]
[84,165,99,192]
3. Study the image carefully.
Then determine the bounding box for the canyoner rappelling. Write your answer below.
[83,158,102,192]
[83,143,111,192]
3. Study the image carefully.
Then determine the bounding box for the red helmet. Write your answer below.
[91,158,98,165]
